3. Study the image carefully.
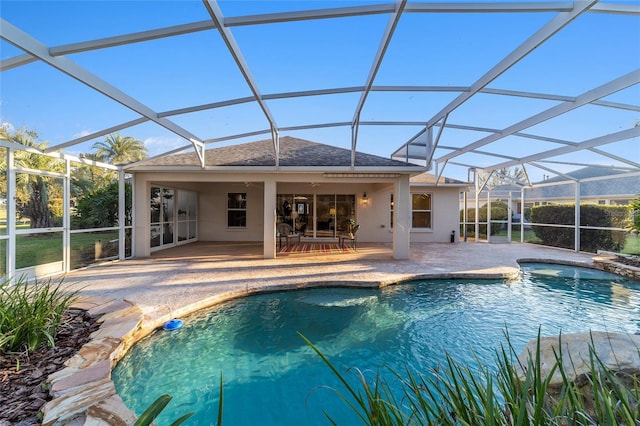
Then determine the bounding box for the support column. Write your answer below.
[133,174,150,257]
[507,191,512,243]
[575,181,581,252]
[63,159,71,272]
[393,175,410,260]
[263,178,277,259]
[7,148,15,281]
[118,168,126,260]
[520,189,525,243]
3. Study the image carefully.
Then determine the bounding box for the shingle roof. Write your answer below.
[140,136,416,168]
[526,166,640,199]
[410,172,467,186]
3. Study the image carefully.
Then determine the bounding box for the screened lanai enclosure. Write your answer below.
[1,0,639,279]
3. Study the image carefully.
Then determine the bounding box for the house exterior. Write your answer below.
[127,137,468,259]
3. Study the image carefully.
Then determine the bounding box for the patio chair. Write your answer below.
[339,224,359,250]
[277,223,300,248]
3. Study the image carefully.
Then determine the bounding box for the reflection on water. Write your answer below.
[113,264,639,426]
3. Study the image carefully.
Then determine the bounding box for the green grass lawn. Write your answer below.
[622,234,640,255]
[0,229,119,272]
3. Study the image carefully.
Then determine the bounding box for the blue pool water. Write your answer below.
[112,264,639,425]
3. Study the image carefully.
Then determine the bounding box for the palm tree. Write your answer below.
[92,133,148,165]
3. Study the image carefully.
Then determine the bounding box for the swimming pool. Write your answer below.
[112,264,639,425]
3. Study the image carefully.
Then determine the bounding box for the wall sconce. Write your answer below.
[362,192,369,205]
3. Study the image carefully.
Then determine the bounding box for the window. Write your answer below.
[227,193,247,227]
[389,193,394,229]
[412,193,432,229]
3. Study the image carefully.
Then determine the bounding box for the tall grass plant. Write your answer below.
[301,331,639,425]
[0,275,78,354]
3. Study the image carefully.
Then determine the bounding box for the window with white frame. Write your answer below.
[411,192,432,229]
[227,193,247,227]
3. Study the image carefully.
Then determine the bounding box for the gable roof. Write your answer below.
[410,172,468,187]
[131,136,423,171]
[533,166,636,184]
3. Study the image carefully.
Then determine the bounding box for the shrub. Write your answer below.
[71,181,132,229]
[0,276,78,353]
[631,196,640,233]
[530,204,630,252]
[461,201,509,237]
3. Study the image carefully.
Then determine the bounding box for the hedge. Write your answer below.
[460,201,509,236]
[530,204,631,253]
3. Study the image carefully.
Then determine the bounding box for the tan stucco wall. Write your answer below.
[410,186,462,243]
[132,171,461,256]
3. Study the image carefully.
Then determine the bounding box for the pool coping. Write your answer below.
[41,256,623,424]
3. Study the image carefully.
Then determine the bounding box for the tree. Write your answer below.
[0,126,63,228]
[92,133,148,165]
[485,166,527,187]
[71,153,117,200]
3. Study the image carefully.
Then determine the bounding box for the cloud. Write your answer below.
[73,129,95,138]
[143,136,190,157]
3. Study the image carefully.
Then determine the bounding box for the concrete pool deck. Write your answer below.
[42,241,598,424]
[62,241,595,325]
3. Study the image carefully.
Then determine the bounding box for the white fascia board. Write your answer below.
[411,181,471,188]
[127,165,424,174]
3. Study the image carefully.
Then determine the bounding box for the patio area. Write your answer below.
[62,241,595,326]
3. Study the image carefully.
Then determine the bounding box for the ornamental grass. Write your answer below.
[0,275,78,354]
[301,331,640,426]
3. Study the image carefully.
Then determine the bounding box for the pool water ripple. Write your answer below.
[113,264,639,425]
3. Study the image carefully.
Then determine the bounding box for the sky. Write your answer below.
[1,0,639,182]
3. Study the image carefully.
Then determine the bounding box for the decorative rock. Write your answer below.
[517,331,640,420]
[85,395,137,426]
[50,359,112,398]
[63,337,120,369]
[517,331,640,386]
[41,379,115,426]
[88,300,134,318]
[89,312,141,341]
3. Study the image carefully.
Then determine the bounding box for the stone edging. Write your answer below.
[592,254,640,281]
[42,257,634,424]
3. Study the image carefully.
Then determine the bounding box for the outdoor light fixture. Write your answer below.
[362,192,369,205]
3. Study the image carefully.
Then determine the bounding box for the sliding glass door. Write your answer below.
[277,193,355,238]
